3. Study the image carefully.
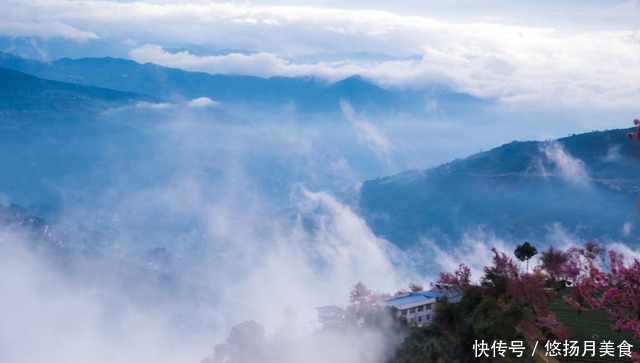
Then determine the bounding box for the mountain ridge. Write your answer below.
[358,128,640,250]
[0,66,162,117]
[0,51,490,115]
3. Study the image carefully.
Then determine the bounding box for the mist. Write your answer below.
[0,233,211,363]
[3,0,640,360]
[2,65,638,362]
[0,98,430,363]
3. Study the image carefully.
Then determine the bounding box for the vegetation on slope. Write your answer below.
[388,243,640,363]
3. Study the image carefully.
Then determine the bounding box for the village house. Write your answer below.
[314,305,346,329]
[376,285,463,326]
[376,291,440,325]
[314,283,464,329]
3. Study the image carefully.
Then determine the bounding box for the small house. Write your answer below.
[376,291,440,326]
[315,305,346,329]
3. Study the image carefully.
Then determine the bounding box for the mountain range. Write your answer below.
[0,66,159,120]
[358,128,640,250]
[0,51,487,117]
[1,50,638,264]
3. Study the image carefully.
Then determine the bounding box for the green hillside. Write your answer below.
[549,291,639,363]
[359,128,640,251]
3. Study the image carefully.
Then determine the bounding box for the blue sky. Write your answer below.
[1,0,639,112]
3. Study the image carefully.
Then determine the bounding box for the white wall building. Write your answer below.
[315,305,346,329]
[376,291,440,326]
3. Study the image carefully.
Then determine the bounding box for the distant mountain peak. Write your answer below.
[0,51,487,115]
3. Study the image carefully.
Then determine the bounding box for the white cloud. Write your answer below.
[130,45,299,78]
[546,222,582,248]
[129,32,640,109]
[187,97,218,107]
[542,141,590,185]
[56,114,416,332]
[601,145,622,163]
[339,100,392,163]
[0,112,421,362]
[524,157,549,178]
[622,221,632,237]
[419,229,513,284]
[1,1,639,109]
[0,235,207,363]
[0,20,98,40]
[607,241,640,261]
[136,101,172,109]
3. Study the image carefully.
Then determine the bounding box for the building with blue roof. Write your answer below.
[376,291,441,326]
[314,305,346,329]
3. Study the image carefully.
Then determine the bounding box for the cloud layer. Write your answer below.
[0,108,418,362]
[2,0,639,109]
[542,141,590,185]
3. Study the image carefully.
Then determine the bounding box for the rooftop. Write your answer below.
[315,305,345,313]
[377,291,440,307]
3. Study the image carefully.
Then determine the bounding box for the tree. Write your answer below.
[627,118,640,141]
[211,321,266,363]
[482,248,518,299]
[605,251,640,340]
[346,282,389,320]
[507,271,554,318]
[514,242,537,273]
[562,244,601,315]
[539,246,570,284]
[409,282,424,292]
[348,281,372,315]
[561,242,640,355]
[438,263,472,292]
[566,249,640,341]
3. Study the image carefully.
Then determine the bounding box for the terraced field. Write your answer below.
[548,291,638,363]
